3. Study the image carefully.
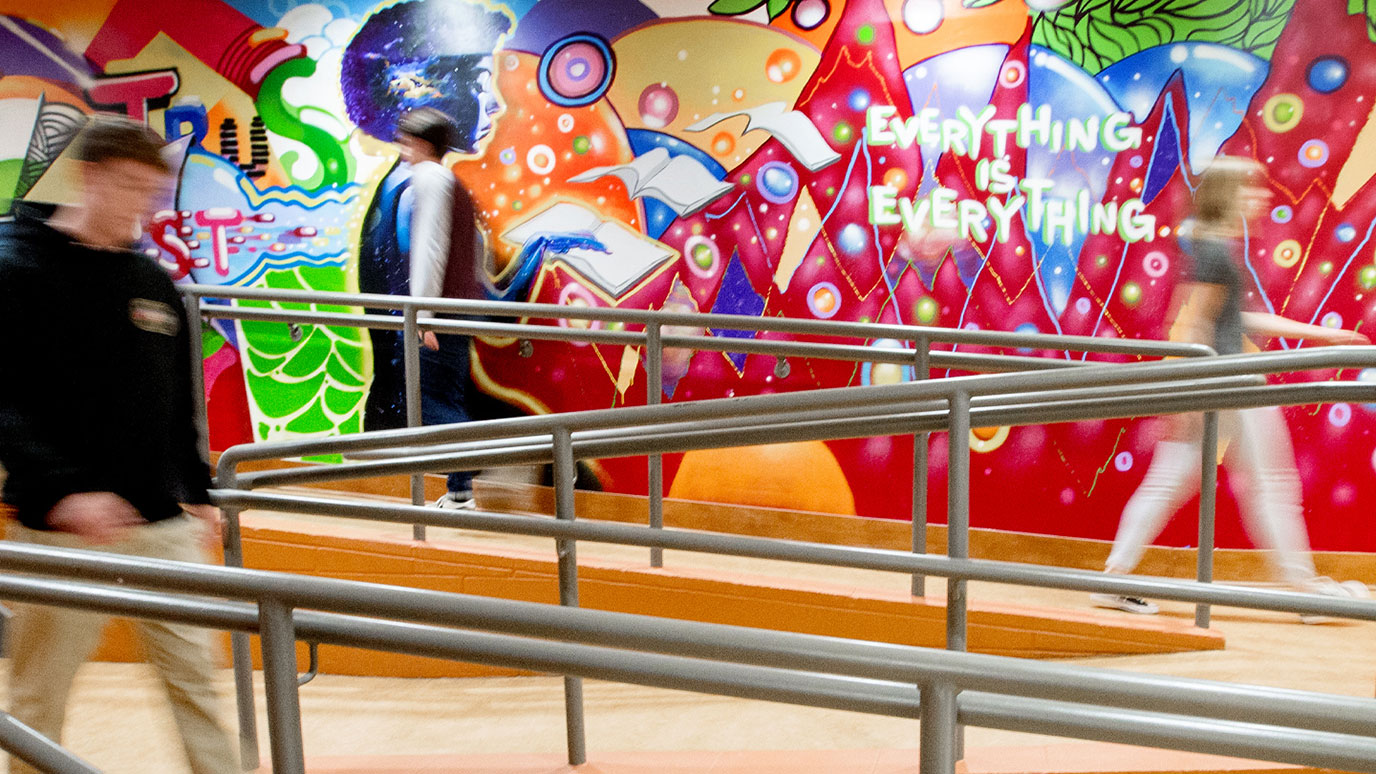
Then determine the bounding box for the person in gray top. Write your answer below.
[1093,157,1371,619]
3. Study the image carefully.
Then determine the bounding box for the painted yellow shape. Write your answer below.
[23,143,82,205]
[615,344,639,396]
[106,31,258,136]
[1333,101,1376,209]
[774,185,821,292]
[607,19,820,169]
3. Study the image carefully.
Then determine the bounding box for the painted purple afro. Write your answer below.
[341,0,511,149]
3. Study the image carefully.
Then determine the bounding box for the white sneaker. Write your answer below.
[434,492,476,510]
[1299,577,1370,624]
[1091,593,1160,615]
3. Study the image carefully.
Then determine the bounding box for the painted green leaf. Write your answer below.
[708,0,767,15]
[239,320,298,356]
[1348,0,1376,42]
[326,349,365,387]
[324,385,358,415]
[246,348,287,374]
[1031,0,1299,73]
[279,327,330,378]
[266,269,307,291]
[766,0,790,19]
[285,396,334,434]
[201,323,226,358]
[962,0,1004,7]
[248,370,326,419]
[237,268,367,444]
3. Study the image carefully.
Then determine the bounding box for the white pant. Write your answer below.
[1106,406,1317,586]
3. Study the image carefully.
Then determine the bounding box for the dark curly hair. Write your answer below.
[341,0,511,152]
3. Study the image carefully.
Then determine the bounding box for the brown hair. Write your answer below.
[1192,156,1259,235]
[72,115,171,173]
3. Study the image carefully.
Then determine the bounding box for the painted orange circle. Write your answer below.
[765,48,802,83]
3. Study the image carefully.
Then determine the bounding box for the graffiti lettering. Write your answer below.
[86,70,180,123]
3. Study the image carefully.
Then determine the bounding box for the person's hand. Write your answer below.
[183,503,223,551]
[421,330,439,351]
[1325,328,1371,346]
[47,492,142,543]
[1162,412,1204,442]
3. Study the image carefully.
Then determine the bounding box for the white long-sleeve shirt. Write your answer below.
[402,160,456,320]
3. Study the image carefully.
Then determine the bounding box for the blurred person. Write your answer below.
[359,107,487,509]
[0,117,236,774]
[348,0,508,438]
[1092,156,1370,619]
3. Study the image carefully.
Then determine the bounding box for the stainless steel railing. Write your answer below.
[208,344,1376,771]
[180,283,1211,551]
[181,283,1214,769]
[0,711,98,774]
[2,541,1375,774]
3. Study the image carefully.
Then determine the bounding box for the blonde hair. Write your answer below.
[1193,156,1260,236]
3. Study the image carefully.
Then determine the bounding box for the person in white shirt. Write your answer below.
[359,108,486,509]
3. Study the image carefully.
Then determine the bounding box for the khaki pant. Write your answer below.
[6,516,238,774]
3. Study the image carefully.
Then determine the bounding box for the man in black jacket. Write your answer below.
[0,117,236,774]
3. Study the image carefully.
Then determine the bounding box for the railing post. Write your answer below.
[946,389,970,763]
[645,323,665,568]
[183,293,211,461]
[912,336,930,597]
[215,462,260,772]
[402,305,426,541]
[918,681,958,774]
[258,597,306,774]
[946,390,970,651]
[1196,410,1219,628]
[552,427,588,765]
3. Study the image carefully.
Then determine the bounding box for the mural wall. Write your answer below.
[5,0,1376,552]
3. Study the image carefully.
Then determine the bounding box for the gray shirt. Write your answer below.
[1188,234,1245,355]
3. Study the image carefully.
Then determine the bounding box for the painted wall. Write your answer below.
[4,0,1376,552]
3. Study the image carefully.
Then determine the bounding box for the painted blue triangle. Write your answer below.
[708,250,765,372]
[1143,100,1182,206]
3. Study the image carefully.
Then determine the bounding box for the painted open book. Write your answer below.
[686,101,841,172]
[568,147,732,217]
[501,200,677,297]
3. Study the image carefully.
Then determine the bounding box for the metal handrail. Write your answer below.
[182,284,1214,358]
[3,543,1376,774]
[251,378,1376,487]
[205,303,1085,371]
[216,346,1359,465]
[185,285,1373,772]
[208,345,1376,771]
[182,280,1221,592]
[181,282,1208,547]
[0,710,99,774]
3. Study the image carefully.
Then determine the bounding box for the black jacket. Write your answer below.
[0,204,212,529]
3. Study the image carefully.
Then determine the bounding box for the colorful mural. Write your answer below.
[5,0,1376,553]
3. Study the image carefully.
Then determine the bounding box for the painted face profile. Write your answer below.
[341,0,512,155]
[469,55,500,148]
